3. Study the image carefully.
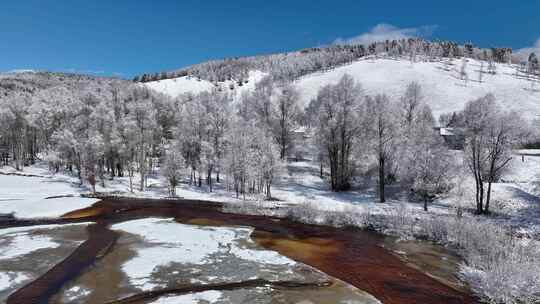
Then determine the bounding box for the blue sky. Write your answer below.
[1,0,538,78]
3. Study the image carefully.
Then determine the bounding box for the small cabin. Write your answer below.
[436,127,465,150]
[289,126,311,161]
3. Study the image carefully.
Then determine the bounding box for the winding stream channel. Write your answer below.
[2,198,478,304]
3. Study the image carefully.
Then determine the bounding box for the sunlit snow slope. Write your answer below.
[295,57,540,120]
[147,57,540,120]
[144,70,267,100]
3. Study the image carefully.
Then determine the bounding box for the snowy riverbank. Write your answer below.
[1,153,540,303]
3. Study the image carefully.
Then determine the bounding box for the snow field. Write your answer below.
[111,218,295,290]
[149,291,222,304]
[0,169,98,219]
[0,224,87,260]
[144,70,267,100]
[294,57,540,121]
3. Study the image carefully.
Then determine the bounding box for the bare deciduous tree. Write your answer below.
[462,94,524,214]
[365,94,399,202]
[312,74,363,191]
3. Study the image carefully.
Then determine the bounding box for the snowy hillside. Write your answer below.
[144,70,267,99]
[143,75,214,97]
[146,57,540,121]
[294,57,540,121]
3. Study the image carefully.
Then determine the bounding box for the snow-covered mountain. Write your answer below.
[145,57,540,121]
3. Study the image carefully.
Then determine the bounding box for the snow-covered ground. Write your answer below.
[144,70,267,100]
[0,272,30,293]
[2,148,540,238]
[1,224,70,259]
[484,155,540,237]
[112,218,295,290]
[4,149,539,236]
[148,291,222,304]
[0,223,88,300]
[0,166,98,218]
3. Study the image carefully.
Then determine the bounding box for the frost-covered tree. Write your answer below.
[312,74,363,191]
[487,58,497,75]
[478,61,484,83]
[224,118,252,198]
[177,95,204,186]
[242,78,300,160]
[271,84,300,159]
[253,128,284,199]
[250,76,275,126]
[460,58,469,84]
[0,72,171,192]
[407,105,454,211]
[365,94,399,203]
[462,94,497,214]
[125,88,158,191]
[82,130,105,193]
[0,95,29,171]
[162,146,183,197]
[528,52,539,75]
[201,91,231,189]
[462,94,524,214]
[223,117,282,199]
[399,81,423,127]
[482,111,525,213]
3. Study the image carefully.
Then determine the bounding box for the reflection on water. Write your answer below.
[53,220,380,304]
[254,231,341,262]
[382,238,468,293]
[51,233,140,304]
[271,280,381,304]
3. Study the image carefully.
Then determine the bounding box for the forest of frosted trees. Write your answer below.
[0,65,532,214]
[2,36,539,211]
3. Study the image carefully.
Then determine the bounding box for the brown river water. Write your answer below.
[2,198,478,304]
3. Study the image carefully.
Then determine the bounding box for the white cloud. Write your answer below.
[334,23,437,46]
[514,38,540,61]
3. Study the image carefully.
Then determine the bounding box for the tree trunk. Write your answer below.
[207,168,213,192]
[76,153,83,185]
[139,148,145,192]
[485,181,492,214]
[129,172,133,193]
[475,178,480,213]
[478,181,484,214]
[117,162,123,177]
[379,156,385,203]
[266,183,271,200]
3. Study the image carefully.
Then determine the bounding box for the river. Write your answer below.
[2,197,478,304]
